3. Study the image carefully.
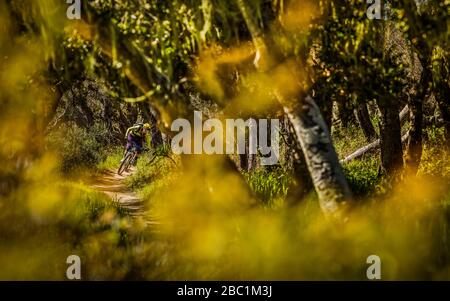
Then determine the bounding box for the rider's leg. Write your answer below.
[121,135,133,163]
[135,141,143,153]
[131,140,143,166]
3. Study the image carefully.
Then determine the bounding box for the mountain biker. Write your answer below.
[121,122,151,163]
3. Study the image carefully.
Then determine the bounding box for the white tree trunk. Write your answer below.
[284,96,351,219]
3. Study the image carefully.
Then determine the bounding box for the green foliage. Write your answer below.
[312,0,409,112]
[243,167,291,205]
[343,158,379,197]
[0,177,138,279]
[419,126,450,179]
[46,122,110,173]
[333,124,369,159]
[86,0,209,100]
[97,147,124,172]
[151,143,172,157]
[2,0,450,281]
[126,149,178,194]
[56,182,126,231]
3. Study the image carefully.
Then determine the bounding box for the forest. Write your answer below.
[0,0,449,280]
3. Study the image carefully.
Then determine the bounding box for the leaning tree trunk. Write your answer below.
[377,99,404,177]
[236,0,352,219]
[283,115,313,205]
[284,96,351,218]
[355,103,377,142]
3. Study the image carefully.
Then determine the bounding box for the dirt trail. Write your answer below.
[91,168,157,226]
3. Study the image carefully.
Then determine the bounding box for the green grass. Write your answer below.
[125,148,179,201]
[54,182,127,232]
[337,124,450,198]
[0,176,147,279]
[333,122,380,197]
[342,157,379,197]
[96,147,124,172]
[55,125,446,280]
[243,167,291,206]
[333,124,369,159]
[419,126,450,179]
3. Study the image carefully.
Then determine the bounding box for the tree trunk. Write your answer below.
[435,89,450,149]
[236,0,352,219]
[355,103,377,142]
[239,148,249,171]
[244,122,258,171]
[399,0,449,150]
[313,85,334,130]
[342,105,410,164]
[405,97,423,174]
[377,99,404,177]
[382,11,425,175]
[405,67,430,174]
[284,116,313,205]
[336,101,355,129]
[248,153,257,171]
[432,53,450,148]
[284,96,351,218]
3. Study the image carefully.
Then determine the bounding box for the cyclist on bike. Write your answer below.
[121,122,151,163]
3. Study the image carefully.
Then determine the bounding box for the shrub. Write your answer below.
[46,122,110,173]
[97,147,124,172]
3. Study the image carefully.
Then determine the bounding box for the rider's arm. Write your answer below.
[125,125,138,139]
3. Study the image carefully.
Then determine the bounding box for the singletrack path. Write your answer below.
[91,168,157,226]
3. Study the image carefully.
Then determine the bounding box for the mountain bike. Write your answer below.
[117,147,139,175]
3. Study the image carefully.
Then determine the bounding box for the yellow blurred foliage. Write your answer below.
[280,0,318,32]
[0,0,449,281]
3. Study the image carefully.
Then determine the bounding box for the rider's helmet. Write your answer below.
[143,123,151,130]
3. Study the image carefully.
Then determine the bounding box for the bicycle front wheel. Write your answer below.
[118,153,133,175]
